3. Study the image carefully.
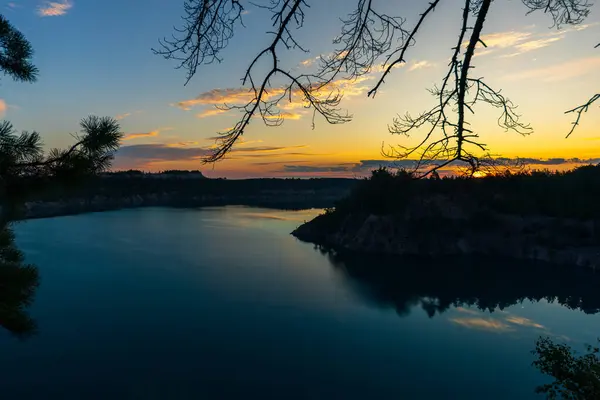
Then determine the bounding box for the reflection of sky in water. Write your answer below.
[3,206,599,399]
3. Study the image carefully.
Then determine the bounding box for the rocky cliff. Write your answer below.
[292,195,600,270]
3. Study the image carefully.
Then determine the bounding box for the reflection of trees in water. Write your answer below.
[317,246,600,317]
[0,222,39,338]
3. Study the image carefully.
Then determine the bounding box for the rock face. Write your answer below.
[292,195,600,271]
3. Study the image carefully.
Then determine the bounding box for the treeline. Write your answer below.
[21,174,358,203]
[333,165,600,220]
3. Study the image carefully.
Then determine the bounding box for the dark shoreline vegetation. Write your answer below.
[319,247,600,316]
[11,171,358,220]
[292,165,600,270]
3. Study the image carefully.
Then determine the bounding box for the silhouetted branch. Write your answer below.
[0,15,38,82]
[161,0,595,172]
[564,36,598,137]
[382,0,532,177]
[152,0,245,85]
[367,0,440,98]
[0,114,123,207]
[196,0,353,163]
[522,0,592,27]
[565,94,600,138]
[315,0,409,90]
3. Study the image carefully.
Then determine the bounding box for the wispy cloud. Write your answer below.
[300,56,320,67]
[504,316,545,329]
[6,2,19,10]
[264,111,303,120]
[449,317,514,332]
[175,88,256,111]
[408,60,434,71]
[0,100,7,118]
[115,112,131,120]
[175,75,372,122]
[114,143,312,167]
[501,36,563,58]
[505,56,600,82]
[478,31,533,50]
[37,0,72,17]
[450,309,548,333]
[122,130,159,141]
[115,144,210,163]
[196,108,228,118]
[473,22,597,58]
[235,145,308,153]
[455,307,480,316]
[282,164,356,173]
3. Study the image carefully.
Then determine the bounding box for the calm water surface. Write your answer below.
[3,206,600,399]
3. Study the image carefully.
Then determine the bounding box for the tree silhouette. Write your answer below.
[156,0,594,175]
[0,14,38,83]
[0,14,122,337]
[532,337,600,399]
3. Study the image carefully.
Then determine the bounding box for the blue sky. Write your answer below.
[3,0,600,177]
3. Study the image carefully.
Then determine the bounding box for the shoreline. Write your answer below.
[16,193,337,221]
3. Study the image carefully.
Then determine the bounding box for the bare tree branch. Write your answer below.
[200,0,353,163]
[153,0,245,85]
[565,93,600,138]
[522,0,592,27]
[368,0,441,98]
[160,0,596,174]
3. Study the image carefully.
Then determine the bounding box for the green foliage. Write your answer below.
[532,337,600,399]
[0,14,38,82]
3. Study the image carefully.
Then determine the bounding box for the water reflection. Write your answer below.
[0,223,38,338]
[318,246,600,318]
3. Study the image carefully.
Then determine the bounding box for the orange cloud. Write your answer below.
[449,317,514,332]
[175,88,260,110]
[0,99,6,117]
[505,316,545,329]
[122,130,159,141]
[37,0,72,16]
[196,108,228,118]
[176,75,373,123]
[475,30,533,51]
[265,111,303,120]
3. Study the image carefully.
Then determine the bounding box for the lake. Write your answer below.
[3,206,600,399]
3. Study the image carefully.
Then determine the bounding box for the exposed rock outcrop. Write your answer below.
[292,195,600,270]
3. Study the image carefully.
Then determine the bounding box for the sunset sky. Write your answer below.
[3,0,600,178]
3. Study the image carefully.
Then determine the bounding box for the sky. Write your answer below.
[2,0,600,178]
